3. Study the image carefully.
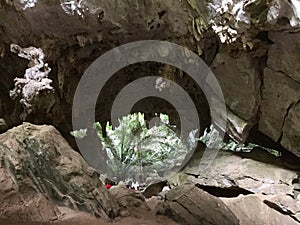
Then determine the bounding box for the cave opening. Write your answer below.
[95,61,211,136]
[74,61,213,187]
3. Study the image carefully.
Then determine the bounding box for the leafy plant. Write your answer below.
[71,117,281,185]
[199,124,281,157]
[72,113,197,184]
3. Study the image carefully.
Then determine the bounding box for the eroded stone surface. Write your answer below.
[157,184,239,225]
[221,194,300,225]
[211,51,263,142]
[281,102,300,157]
[263,194,300,223]
[258,31,300,157]
[259,68,300,147]
[180,150,298,195]
[212,53,262,122]
[1,0,300,165]
[0,123,119,222]
[259,68,300,142]
[0,0,212,151]
[268,31,300,84]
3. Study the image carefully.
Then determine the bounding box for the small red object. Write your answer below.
[105,184,112,189]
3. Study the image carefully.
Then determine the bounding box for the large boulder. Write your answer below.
[157,184,239,225]
[0,123,119,222]
[211,51,263,142]
[108,185,180,224]
[258,31,300,157]
[259,68,299,141]
[109,185,147,214]
[221,194,300,225]
[175,149,299,196]
[1,0,300,167]
[263,194,300,222]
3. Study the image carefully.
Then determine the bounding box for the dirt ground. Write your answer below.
[0,206,179,225]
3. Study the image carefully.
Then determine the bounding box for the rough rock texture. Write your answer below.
[167,144,300,224]
[211,49,264,142]
[174,148,300,196]
[109,185,147,214]
[0,0,213,150]
[0,1,191,113]
[52,207,180,225]
[1,1,300,158]
[108,185,180,224]
[0,123,119,222]
[259,68,300,142]
[263,194,300,222]
[157,184,239,225]
[267,32,300,83]
[0,205,181,225]
[259,31,300,157]
[221,194,300,225]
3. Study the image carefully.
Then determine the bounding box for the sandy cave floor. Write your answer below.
[0,206,179,225]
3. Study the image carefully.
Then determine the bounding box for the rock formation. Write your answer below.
[157,184,240,225]
[0,123,119,222]
[1,1,300,223]
[1,0,300,157]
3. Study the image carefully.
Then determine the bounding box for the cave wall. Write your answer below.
[1,0,300,157]
[0,0,210,146]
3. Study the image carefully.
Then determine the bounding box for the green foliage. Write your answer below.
[72,113,196,183]
[70,128,87,139]
[71,119,281,184]
[199,125,282,157]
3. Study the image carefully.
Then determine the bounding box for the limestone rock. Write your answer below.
[109,185,152,219]
[109,185,146,208]
[281,102,300,157]
[0,0,203,152]
[263,194,300,223]
[157,184,239,225]
[146,196,162,211]
[268,31,300,84]
[221,194,299,225]
[211,52,262,142]
[257,31,300,157]
[182,150,298,195]
[212,53,262,122]
[1,0,300,165]
[259,68,300,149]
[0,123,119,222]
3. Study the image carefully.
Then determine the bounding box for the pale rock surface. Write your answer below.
[157,184,239,225]
[180,150,298,195]
[221,194,300,225]
[0,123,119,222]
